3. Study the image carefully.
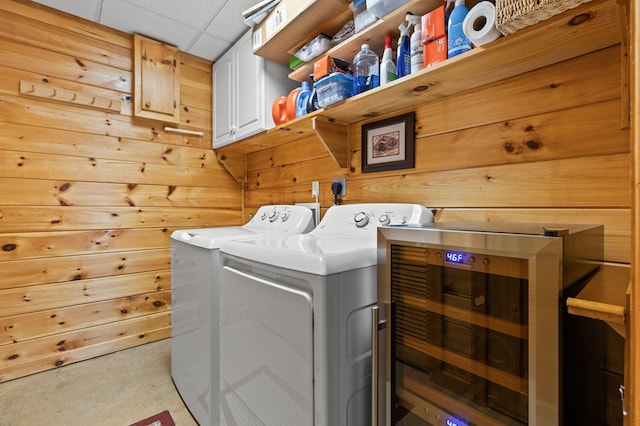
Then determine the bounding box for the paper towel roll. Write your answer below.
[463,1,502,47]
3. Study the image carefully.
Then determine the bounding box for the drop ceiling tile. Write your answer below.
[204,0,255,43]
[100,0,199,50]
[31,0,101,21]
[124,0,225,29]
[188,33,232,62]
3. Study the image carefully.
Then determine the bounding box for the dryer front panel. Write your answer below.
[219,265,314,426]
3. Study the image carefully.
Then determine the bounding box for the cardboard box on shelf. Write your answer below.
[252,0,350,66]
[422,5,446,43]
[313,55,350,80]
[424,36,447,67]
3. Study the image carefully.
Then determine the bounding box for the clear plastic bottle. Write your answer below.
[352,43,380,95]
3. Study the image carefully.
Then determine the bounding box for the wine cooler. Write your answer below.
[374,222,603,426]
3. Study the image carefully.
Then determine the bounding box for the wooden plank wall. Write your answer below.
[0,0,242,382]
[245,44,631,265]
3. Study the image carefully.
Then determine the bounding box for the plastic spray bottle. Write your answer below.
[380,34,396,85]
[406,13,423,74]
[447,0,472,58]
[396,22,411,78]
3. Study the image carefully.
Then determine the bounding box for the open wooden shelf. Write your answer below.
[288,0,445,82]
[216,0,621,183]
[252,0,351,67]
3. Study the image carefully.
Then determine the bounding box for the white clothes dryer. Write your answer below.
[217,203,434,426]
[170,205,315,426]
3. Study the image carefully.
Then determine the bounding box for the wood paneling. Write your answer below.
[629,0,639,421]
[0,0,241,381]
[243,24,632,421]
[0,249,170,289]
[245,46,631,265]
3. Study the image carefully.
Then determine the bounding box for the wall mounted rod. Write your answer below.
[164,127,204,136]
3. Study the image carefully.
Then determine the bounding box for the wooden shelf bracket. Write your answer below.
[216,151,246,184]
[312,116,350,169]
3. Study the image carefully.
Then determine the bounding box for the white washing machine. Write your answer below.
[170,205,315,426]
[217,203,434,426]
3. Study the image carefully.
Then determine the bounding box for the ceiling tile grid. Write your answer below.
[31,0,261,61]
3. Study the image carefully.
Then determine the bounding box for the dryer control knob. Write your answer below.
[268,211,279,222]
[280,212,290,222]
[354,212,369,228]
[379,214,391,226]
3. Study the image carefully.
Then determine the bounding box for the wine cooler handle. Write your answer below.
[371,305,379,426]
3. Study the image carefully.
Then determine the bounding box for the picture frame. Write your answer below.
[361,112,415,173]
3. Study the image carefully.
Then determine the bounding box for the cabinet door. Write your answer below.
[134,34,180,123]
[234,31,264,140]
[213,48,235,148]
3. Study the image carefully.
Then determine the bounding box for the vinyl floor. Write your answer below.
[0,339,198,425]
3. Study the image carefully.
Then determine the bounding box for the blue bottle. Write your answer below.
[396,23,411,78]
[296,81,312,118]
[448,0,472,58]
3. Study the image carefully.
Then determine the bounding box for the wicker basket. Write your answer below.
[495,0,593,35]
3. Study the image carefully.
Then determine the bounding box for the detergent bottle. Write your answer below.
[447,0,472,58]
[406,13,423,74]
[396,22,411,78]
[380,34,396,85]
[295,80,312,118]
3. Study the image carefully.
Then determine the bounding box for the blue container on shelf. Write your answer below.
[315,72,354,108]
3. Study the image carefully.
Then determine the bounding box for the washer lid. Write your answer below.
[171,227,263,249]
[221,233,378,275]
[170,205,315,249]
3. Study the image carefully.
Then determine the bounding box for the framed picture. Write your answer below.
[361,112,415,173]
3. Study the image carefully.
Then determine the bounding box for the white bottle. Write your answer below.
[407,13,423,74]
[380,34,396,85]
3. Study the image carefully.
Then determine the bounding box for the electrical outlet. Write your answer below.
[312,181,319,198]
[331,178,346,196]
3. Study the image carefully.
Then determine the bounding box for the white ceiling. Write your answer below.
[31,0,260,62]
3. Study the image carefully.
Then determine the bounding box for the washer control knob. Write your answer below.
[268,211,279,222]
[354,212,369,228]
[280,211,289,222]
[260,211,268,220]
[379,214,391,226]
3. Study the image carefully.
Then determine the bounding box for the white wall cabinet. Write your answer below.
[213,30,296,149]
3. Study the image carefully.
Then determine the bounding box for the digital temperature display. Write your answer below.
[446,418,468,426]
[445,251,466,264]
